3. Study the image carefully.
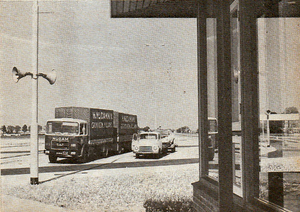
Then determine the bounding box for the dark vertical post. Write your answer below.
[240,0,260,200]
[197,0,208,177]
[268,172,284,207]
[216,0,233,210]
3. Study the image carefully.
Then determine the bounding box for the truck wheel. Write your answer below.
[79,146,89,163]
[171,146,176,153]
[102,147,109,158]
[49,154,57,163]
[155,150,161,159]
[88,147,95,160]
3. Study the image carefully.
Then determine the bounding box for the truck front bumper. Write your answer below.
[44,149,79,158]
[134,146,160,154]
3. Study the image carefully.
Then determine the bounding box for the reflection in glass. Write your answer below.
[231,9,242,197]
[258,18,300,211]
[207,18,219,180]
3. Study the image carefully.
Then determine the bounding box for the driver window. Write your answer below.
[82,124,86,135]
[80,124,86,135]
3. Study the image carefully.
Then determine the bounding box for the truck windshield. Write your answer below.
[140,134,157,139]
[46,121,79,135]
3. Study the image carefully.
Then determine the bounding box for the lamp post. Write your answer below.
[11,0,56,185]
[31,0,39,186]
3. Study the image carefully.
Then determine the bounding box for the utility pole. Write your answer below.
[30,0,39,185]
[11,0,56,185]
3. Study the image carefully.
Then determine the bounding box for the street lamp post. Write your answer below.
[31,0,39,185]
[11,0,56,185]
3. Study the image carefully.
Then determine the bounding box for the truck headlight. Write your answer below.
[134,146,139,151]
[70,143,77,148]
[152,146,158,151]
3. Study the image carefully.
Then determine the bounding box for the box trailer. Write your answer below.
[44,107,138,163]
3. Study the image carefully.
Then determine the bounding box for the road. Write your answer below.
[2,133,299,180]
[1,134,200,181]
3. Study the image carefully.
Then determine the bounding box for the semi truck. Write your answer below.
[44,107,138,163]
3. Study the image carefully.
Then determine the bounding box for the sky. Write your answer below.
[0,1,198,130]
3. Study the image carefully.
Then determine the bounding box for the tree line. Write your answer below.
[1,124,44,134]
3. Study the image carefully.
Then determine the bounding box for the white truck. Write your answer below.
[132,130,176,158]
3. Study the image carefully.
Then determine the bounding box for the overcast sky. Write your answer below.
[0,1,198,130]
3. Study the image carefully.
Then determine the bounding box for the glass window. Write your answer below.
[46,121,79,135]
[258,17,300,211]
[80,123,86,135]
[207,18,219,180]
[140,134,157,139]
[231,6,243,196]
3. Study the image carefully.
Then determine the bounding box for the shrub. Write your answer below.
[143,197,193,212]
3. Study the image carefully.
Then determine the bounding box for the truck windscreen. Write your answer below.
[140,134,157,139]
[47,122,79,135]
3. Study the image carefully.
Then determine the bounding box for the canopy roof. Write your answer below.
[111,0,197,18]
[111,0,300,18]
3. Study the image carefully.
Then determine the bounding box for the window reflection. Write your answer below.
[258,17,300,211]
[207,18,219,180]
[231,7,243,196]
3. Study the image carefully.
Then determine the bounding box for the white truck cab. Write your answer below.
[132,132,162,158]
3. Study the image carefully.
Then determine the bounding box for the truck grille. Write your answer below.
[139,146,153,152]
[51,141,69,150]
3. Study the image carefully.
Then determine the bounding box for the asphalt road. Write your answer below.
[1,134,200,178]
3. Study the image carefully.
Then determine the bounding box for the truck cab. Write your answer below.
[132,132,162,158]
[44,118,89,163]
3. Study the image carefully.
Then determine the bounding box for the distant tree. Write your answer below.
[15,125,21,134]
[7,125,15,134]
[176,126,190,133]
[1,125,7,134]
[22,124,28,132]
[283,107,299,114]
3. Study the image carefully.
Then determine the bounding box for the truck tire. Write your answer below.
[79,146,89,163]
[88,147,95,160]
[102,147,109,158]
[155,150,161,159]
[171,146,176,153]
[49,154,57,163]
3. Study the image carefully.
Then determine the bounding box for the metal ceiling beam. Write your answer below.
[111,0,197,18]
